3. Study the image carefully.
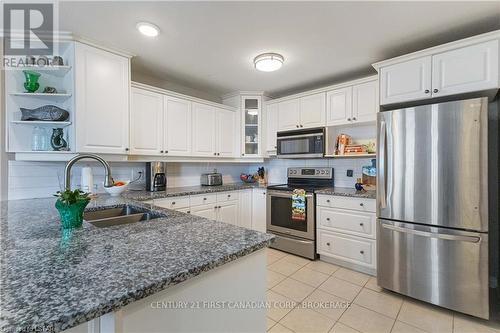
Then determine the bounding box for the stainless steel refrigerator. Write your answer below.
[376,96,499,320]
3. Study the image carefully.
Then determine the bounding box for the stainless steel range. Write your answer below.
[267,167,334,259]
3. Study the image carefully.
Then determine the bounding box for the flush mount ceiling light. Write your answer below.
[136,22,160,37]
[254,53,284,72]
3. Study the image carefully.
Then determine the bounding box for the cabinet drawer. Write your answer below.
[317,230,376,269]
[216,191,238,203]
[318,207,376,239]
[153,197,190,210]
[317,195,375,212]
[190,193,217,207]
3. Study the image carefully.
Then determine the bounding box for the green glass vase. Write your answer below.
[55,198,90,229]
[23,70,41,93]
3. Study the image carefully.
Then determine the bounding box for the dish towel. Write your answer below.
[291,189,306,221]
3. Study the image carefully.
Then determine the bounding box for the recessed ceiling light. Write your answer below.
[254,53,284,72]
[136,22,160,37]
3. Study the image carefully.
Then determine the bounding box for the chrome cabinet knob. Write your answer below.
[326,199,330,203]
[217,153,220,156]
[347,118,351,121]
[433,89,439,93]
[326,218,330,221]
[203,198,207,201]
[172,202,176,205]
[360,250,365,254]
[359,223,364,226]
[326,242,331,246]
[359,203,364,206]
[227,194,231,198]
[300,125,303,128]
[165,150,168,154]
[296,125,299,128]
[425,89,430,93]
[187,211,191,214]
[125,148,129,151]
[160,150,164,153]
[352,117,356,121]
[218,206,221,209]
[213,152,217,155]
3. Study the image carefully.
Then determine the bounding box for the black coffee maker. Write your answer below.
[145,162,167,192]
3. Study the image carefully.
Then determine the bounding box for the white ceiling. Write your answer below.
[60,1,500,99]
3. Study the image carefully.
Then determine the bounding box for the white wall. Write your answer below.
[264,157,375,188]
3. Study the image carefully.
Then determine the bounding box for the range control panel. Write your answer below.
[287,167,333,179]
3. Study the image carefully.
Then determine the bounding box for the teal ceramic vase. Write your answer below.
[23,70,41,93]
[55,198,90,229]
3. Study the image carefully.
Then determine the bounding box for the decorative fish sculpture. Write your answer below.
[20,105,69,121]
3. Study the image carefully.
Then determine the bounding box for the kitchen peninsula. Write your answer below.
[0,196,273,333]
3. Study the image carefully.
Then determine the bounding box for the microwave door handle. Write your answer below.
[379,120,387,209]
[381,223,481,243]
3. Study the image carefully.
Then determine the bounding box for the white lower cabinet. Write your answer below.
[145,189,267,232]
[191,204,218,220]
[251,188,267,232]
[239,189,253,229]
[218,201,239,225]
[316,194,376,275]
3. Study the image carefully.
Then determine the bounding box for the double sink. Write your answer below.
[83,205,164,228]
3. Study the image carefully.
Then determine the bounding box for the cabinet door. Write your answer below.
[265,103,278,152]
[164,96,192,156]
[130,88,163,155]
[75,42,130,154]
[191,204,217,220]
[432,40,499,97]
[192,102,216,156]
[218,201,239,225]
[379,56,432,105]
[352,80,378,123]
[277,99,300,131]
[239,189,253,229]
[252,188,267,232]
[326,87,352,126]
[299,92,326,128]
[216,108,237,157]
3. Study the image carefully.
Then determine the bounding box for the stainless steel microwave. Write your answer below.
[276,127,325,158]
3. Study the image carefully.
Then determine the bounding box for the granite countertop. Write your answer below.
[0,196,274,333]
[315,187,377,199]
[123,182,265,201]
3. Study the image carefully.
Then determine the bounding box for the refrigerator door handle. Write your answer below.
[380,223,481,243]
[379,120,387,208]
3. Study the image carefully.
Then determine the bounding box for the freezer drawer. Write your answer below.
[377,219,489,319]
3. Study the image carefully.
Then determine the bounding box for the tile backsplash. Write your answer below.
[263,157,375,188]
[7,157,373,200]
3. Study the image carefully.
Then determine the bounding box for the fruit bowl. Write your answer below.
[103,180,130,197]
[240,174,257,183]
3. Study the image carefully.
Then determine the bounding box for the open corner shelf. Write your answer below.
[11,120,72,127]
[9,92,72,100]
[9,65,72,77]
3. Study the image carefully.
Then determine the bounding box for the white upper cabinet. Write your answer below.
[352,80,378,123]
[379,56,432,105]
[130,88,163,155]
[164,96,192,156]
[192,102,217,157]
[265,103,279,152]
[277,93,326,131]
[376,33,500,105]
[75,42,130,154]
[277,99,300,131]
[216,108,237,157]
[432,40,499,97]
[326,87,352,126]
[299,92,326,128]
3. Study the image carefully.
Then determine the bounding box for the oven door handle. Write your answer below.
[267,190,314,198]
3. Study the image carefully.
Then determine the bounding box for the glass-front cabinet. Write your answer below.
[241,96,262,157]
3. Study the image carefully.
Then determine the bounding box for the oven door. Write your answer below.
[266,190,315,240]
[276,129,324,158]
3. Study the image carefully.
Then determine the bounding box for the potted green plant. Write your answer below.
[54,189,91,229]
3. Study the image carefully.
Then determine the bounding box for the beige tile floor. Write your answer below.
[266,248,500,333]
